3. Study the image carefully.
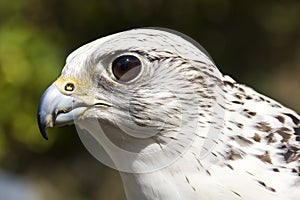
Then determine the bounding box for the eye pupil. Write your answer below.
[112,55,141,82]
[120,60,129,72]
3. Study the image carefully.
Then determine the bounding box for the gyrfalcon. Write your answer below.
[37,28,300,200]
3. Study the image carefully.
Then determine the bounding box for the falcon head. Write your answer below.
[37,28,223,154]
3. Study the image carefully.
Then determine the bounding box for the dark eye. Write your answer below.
[112,55,142,82]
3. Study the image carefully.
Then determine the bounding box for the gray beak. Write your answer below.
[37,83,86,140]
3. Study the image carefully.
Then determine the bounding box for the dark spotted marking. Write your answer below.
[235,94,243,100]
[248,111,256,116]
[231,190,241,197]
[246,171,254,176]
[245,95,253,100]
[276,127,291,143]
[229,136,235,140]
[284,113,300,125]
[294,127,300,135]
[283,146,300,163]
[194,154,204,168]
[271,103,281,108]
[206,170,211,176]
[259,96,265,101]
[272,168,280,172]
[256,122,272,132]
[243,109,257,118]
[275,115,285,124]
[229,121,244,129]
[232,100,244,105]
[265,133,277,144]
[244,109,255,114]
[269,187,276,192]
[237,123,244,129]
[253,133,261,142]
[256,151,272,164]
[258,180,266,187]
[227,149,243,160]
[227,127,233,131]
[278,144,287,149]
[224,80,235,88]
[225,163,234,170]
[238,87,245,92]
[185,176,190,184]
[256,183,276,192]
[236,135,253,146]
[211,152,217,157]
[184,176,197,192]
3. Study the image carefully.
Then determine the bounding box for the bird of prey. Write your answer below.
[38,28,300,200]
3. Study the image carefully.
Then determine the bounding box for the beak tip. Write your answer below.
[41,130,49,140]
[38,119,49,140]
[37,105,50,140]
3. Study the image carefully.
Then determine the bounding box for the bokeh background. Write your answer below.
[0,0,299,199]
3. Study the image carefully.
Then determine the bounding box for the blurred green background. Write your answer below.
[0,0,299,199]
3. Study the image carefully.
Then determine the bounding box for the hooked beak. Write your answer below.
[37,83,86,140]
